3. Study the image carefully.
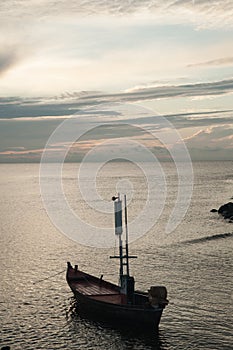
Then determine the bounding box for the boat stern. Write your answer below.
[148,286,169,309]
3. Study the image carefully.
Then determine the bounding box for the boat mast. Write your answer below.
[110,194,137,286]
[118,227,124,279]
[111,194,124,281]
[124,194,130,276]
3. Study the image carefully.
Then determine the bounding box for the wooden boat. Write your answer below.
[66,194,168,331]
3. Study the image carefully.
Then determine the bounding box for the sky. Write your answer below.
[0,0,233,162]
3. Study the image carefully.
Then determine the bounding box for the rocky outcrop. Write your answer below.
[217,202,233,221]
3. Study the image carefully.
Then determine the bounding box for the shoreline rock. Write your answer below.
[217,202,233,222]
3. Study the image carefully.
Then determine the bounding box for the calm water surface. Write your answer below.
[0,162,232,349]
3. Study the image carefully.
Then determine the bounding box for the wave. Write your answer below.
[181,232,233,245]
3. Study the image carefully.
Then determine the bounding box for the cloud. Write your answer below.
[0,2,232,162]
[188,57,233,68]
[0,1,232,96]
[0,47,21,76]
[185,124,233,149]
[0,0,233,29]
[119,79,233,100]
[0,147,40,155]
[6,146,25,150]
[1,122,232,162]
[181,124,233,160]
[0,78,232,119]
[164,110,233,130]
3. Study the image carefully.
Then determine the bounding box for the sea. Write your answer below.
[0,161,232,350]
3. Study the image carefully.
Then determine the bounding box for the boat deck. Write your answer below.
[68,268,125,304]
[73,280,118,296]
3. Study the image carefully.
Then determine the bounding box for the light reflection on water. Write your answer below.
[0,162,232,349]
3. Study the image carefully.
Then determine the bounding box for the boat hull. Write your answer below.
[66,265,165,331]
[72,289,163,331]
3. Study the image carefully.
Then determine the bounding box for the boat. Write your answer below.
[66,194,168,331]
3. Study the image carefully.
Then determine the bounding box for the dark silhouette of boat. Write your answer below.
[66,194,168,331]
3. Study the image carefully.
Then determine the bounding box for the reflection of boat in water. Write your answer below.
[66,194,168,331]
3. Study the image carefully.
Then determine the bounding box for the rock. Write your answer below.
[210,208,218,212]
[218,202,233,220]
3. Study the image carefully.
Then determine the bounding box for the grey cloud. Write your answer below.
[67,78,233,107]
[107,79,233,101]
[185,124,233,153]
[0,78,233,119]
[184,124,233,161]
[95,110,233,130]
[0,48,21,76]
[58,78,233,107]
[188,57,233,68]
[155,111,233,130]
[1,117,232,162]
[0,108,232,163]
[188,147,233,161]
[187,125,233,145]
[0,118,63,154]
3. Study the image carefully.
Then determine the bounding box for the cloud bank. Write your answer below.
[1,1,233,28]
[0,1,232,162]
[184,124,233,160]
[0,78,232,119]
